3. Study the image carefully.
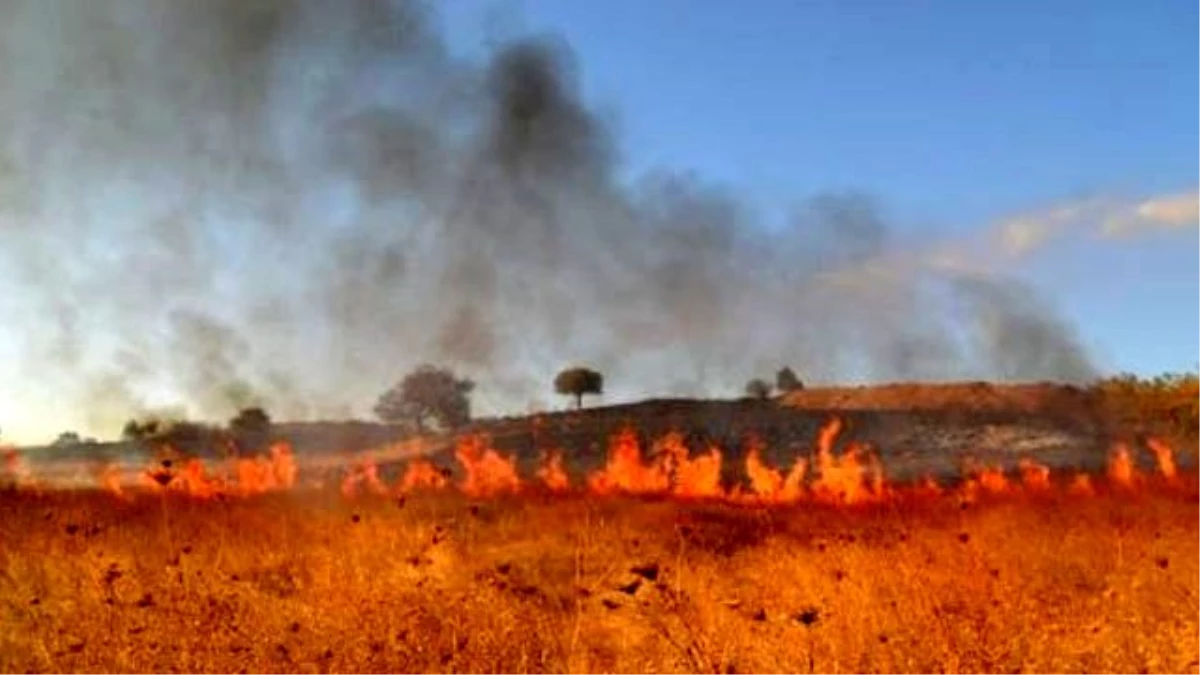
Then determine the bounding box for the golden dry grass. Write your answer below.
[1,485,1197,673]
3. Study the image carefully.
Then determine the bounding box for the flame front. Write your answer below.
[6,415,1187,507]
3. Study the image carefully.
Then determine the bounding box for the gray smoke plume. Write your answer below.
[0,0,1094,439]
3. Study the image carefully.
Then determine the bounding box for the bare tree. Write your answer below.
[374,364,475,432]
[554,367,604,409]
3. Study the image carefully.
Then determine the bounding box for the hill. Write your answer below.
[779,381,1099,418]
[18,379,1195,488]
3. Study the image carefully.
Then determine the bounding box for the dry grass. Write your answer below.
[1,485,1197,673]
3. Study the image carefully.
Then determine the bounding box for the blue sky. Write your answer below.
[441,0,1198,374]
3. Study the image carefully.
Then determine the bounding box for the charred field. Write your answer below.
[2,388,1199,674]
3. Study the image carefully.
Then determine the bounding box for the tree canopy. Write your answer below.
[122,418,161,441]
[554,367,603,409]
[745,378,772,400]
[229,406,272,453]
[374,364,475,432]
[776,366,804,393]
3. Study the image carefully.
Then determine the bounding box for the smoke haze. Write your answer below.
[0,0,1098,440]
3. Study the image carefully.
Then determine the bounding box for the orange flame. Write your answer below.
[535,451,570,492]
[587,428,670,495]
[455,435,521,498]
[179,459,218,498]
[3,447,36,490]
[1018,458,1052,493]
[1146,438,1177,483]
[809,419,884,505]
[72,412,1193,507]
[3,447,19,477]
[341,458,387,499]
[98,462,125,499]
[396,458,448,493]
[743,435,802,502]
[651,432,723,498]
[1107,443,1137,489]
[915,474,942,498]
[1067,472,1095,497]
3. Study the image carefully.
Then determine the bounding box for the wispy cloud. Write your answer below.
[989,188,1199,260]
[1101,190,1200,238]
[831,187,1199,283]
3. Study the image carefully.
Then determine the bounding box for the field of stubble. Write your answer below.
[1,482,1197,674]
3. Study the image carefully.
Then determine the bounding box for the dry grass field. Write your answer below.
[1,422,1197,674]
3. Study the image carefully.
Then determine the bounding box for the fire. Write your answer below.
[220,423,1196,504]
[341,458,387,499]
[98,462,125,498]
[807,418,888,505]
[653,432,723,498]
[133,441,302,498]
[178,459,218,498]
[586,428,671,495]
[751,420,968,506]
[743,435,803,501]
[397,458,449,493]
[1107,443,1137,489]
[976,466,1012,495]
[1146,438,1177,483]
[3,447,31,489]
[1018,458,1052,493]
[1067,472,1095,497]
[12,412,1191,508]
[228,443,297,496]
[454,434,521,498]
[535,451,570,492]
[915,474,943,498]
[235,456,274,494]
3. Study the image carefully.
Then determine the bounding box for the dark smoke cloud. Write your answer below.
[0,0,1094,439]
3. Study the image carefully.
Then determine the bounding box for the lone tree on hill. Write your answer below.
[554,366,603,409]
[776,366,805,393]
[745,378,772,401]
[374,364,474,433]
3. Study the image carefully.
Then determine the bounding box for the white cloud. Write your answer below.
[994,200,1095,257]
[984,188,1198,261]
[1102,190,1200,237]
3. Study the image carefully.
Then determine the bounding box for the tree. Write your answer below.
[53,431,82,447]
[230,407,270,434]
[158,421,225,459]
[554,367,603,409]
[745,378,772,401]
[776,366,804,393]
[229,407,272,453]
[122,418,161,441]
[374,364,475,433]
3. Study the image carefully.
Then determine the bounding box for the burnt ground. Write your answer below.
[433,397,1110,484]
[372,381,1193,484]
[18,382,1194,488]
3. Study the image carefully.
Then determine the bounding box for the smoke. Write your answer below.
[0,0,1098,439]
